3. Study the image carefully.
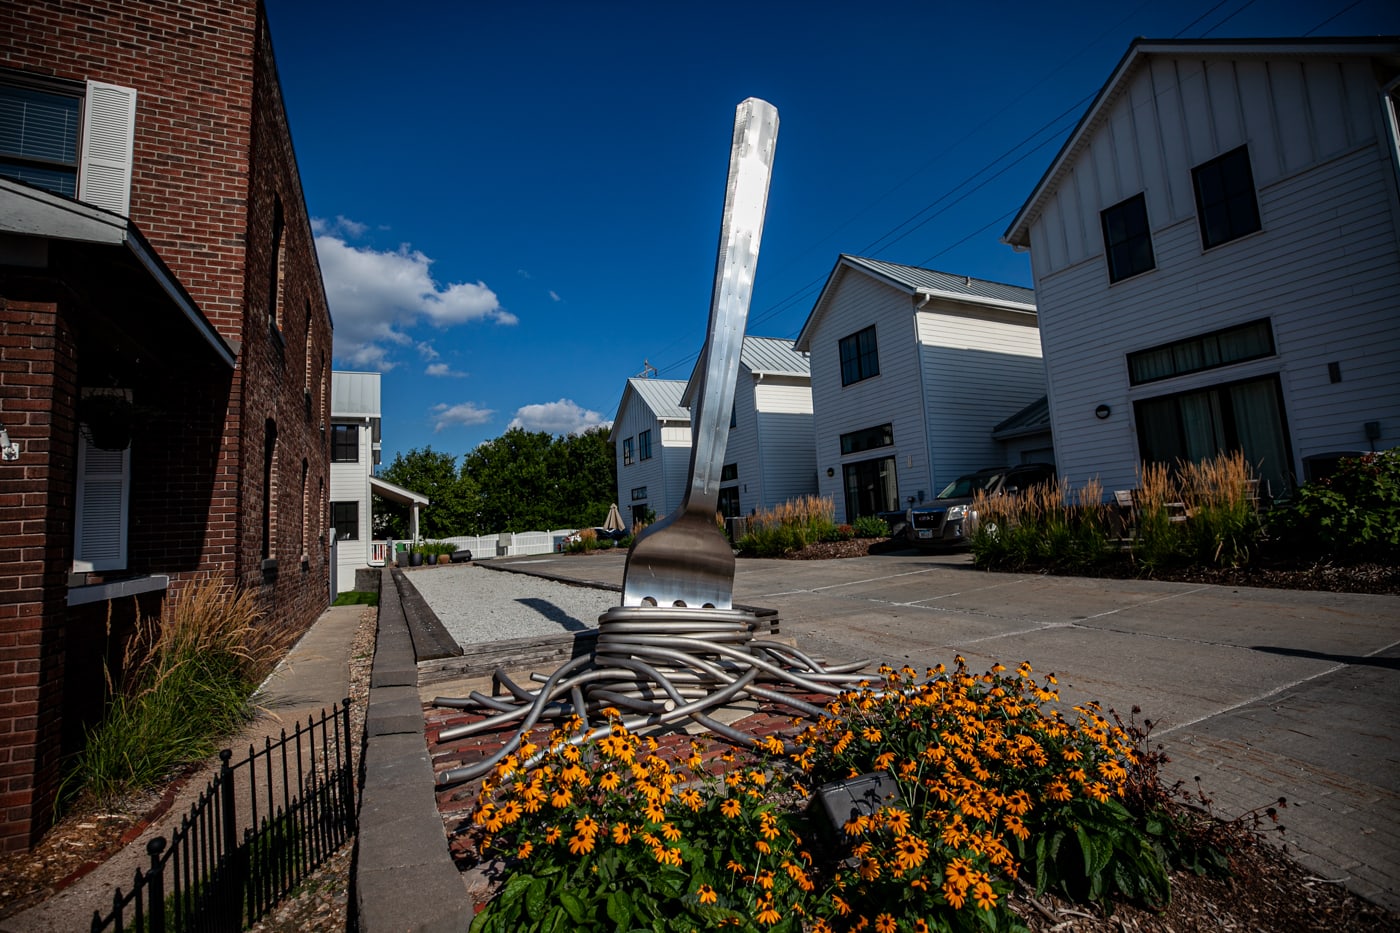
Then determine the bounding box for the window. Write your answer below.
[1193,146,1260,249]
[268,195,285,333]
[718,486,741,518]
[331,424,359,462]
[0,79,80,196]
[1101,193,1155,282]
[839,326,880,386]
[638,429,653,461]
[721,463,738,482]
[1,73,136,215]
[331,501,359,541]
[842,456,898,520]
[1127,319,1274,385]
[622,437,634,466]
[730,403,737,429]
[72,432,130,572]
[262,419,278,562]
[1134,374,1292,496]
[630,486,648,501]
[840,423,893,455]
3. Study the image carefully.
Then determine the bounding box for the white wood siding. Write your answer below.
[614,395,691,520]
[1034,135,1400,493]
[725,374,759,514]
[1030,55,1388,280]
[753,380,817,510]
[805,274,925,522]
[917,307,1045,494]
[329,422,371,583]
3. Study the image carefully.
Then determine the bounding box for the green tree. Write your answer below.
[462,428,556,532]
[548,426,617,528]
[376,446,479,538]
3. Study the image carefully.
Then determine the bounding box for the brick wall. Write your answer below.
[0,0,336,848]
[0,301,77,851]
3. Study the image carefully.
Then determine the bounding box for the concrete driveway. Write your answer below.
[491,548,1400,910]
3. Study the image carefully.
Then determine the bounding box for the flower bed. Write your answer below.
[461,659,1220,932]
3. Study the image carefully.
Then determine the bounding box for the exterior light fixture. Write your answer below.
[826,467,835,477]
[1095,405,1111,420]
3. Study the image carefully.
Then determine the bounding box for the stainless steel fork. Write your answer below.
[620,97,778,611]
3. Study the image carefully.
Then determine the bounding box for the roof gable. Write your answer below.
[795,254,1035,350]
[1003,35,1400,248]
[609,377,689,441]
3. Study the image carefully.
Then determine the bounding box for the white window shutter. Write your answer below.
[73,434,130,572]
[78,80,137,216]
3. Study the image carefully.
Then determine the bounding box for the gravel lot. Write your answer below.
[402,563,619,645]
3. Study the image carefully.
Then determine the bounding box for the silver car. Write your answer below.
[906,464,1055,548]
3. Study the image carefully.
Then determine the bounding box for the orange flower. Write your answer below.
[721,798,742,819]
[875,913,897,933]
[696,884,717,905]
[611,822,631,845]
[974,880,998,910]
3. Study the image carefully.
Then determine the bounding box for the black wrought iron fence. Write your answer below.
[91,698,356,933]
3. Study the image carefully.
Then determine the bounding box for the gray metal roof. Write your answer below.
[627,377,689,421]
[740,335,809,376]
[992,395,1051,440]
[841,255,1035,307]
[331,370,381,418]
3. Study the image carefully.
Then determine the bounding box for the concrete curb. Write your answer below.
[354,567,474,933]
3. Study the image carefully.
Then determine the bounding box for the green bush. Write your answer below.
[65,582,280,807]
[851,514,889,538]
[735,496,838,557]
[1267,449,1400,559]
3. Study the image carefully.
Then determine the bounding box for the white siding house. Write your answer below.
[329,371,427,592]
[794,256,1044,523]
[1003,37,1400,497]
[682,336,818,517]
[610,378,691,528]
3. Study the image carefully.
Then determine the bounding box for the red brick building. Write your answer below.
[0,0,333,851]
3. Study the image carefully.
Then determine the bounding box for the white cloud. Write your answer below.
[549,290,562,302]
[425,362,466,378]
[314,219,517,368]
[432,401,494,432]
[416,342,440,360]
[508,399,609,435]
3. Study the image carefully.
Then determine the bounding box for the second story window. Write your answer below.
[0,79,81,197]
[622,437,634,466]
[1193,146,1261,250]
[638,429,653,461]
[331,423,359,462]
[268,195,285,334]
[839,325,879,386]
[1101,193,1155,282]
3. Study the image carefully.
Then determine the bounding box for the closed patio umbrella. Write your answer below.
[603,503,625,533]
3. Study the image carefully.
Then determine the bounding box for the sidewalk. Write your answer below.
[0,603,364,933]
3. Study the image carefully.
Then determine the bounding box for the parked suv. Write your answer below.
[905,463,1056,548]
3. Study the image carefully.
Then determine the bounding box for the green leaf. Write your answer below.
[559,891,587,924]
[525,877,548,918]
[606,890,634,929]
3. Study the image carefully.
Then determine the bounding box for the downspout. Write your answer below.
[1380,74,1400,260]
[913,292,936,512]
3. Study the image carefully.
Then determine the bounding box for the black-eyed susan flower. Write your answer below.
[695,883,717,905]
[875,914,898,933]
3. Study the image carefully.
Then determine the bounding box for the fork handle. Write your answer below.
[682,97,779,517]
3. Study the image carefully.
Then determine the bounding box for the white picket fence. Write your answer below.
[373,529,580,563]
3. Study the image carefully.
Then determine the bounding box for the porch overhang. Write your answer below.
[0,178,236,368]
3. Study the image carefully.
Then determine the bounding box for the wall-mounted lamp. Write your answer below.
[0,427,18,461]
[1094,405,1112,420]
[826,467,835,478]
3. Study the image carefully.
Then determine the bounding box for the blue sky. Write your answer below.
[264,0,1399,465]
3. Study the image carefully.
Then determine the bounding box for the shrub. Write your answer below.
[970,478,1116,572]
[1267,448,1400,559]
[65,581,282,806]
[566,527,599,554]
[851,514,889,539]
[735,496,838,557]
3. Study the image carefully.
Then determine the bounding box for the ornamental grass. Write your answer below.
[735,496,840,556]
[468,658,1206,932]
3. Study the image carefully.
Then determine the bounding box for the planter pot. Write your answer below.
[437,554,451,565]
[408,551,423,567]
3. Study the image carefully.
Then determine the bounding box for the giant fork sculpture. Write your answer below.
[434,99,870,787]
